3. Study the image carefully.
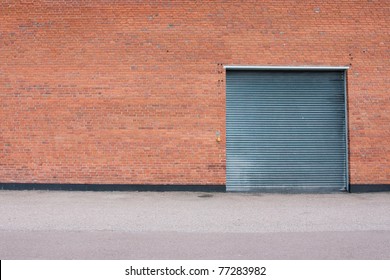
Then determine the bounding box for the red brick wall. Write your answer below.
[1,1,389,185]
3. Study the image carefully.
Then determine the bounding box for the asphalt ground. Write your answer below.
[0,190,389,259]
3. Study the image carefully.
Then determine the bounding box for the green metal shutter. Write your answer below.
[226,70,347,192]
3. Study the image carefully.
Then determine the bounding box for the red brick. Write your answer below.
[0,0,389,185]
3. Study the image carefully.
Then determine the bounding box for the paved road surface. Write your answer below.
[0,190,389,259]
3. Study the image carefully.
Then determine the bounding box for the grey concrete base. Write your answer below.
[228,186,344,193]
[1,230,390,260]
[1,190,390,259]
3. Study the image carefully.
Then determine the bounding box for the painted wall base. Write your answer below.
[0,183,226,192]
[349,184,390,193]
[1,183,390,193]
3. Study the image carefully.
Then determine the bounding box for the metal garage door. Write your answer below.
[226,68,348,192]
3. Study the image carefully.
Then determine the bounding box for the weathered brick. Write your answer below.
[0,0,389,186]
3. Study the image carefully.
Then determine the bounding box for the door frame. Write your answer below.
[224,65,350,192]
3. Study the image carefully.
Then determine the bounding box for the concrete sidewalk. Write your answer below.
[0,190,389,259]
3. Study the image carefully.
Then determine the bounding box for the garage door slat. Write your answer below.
[226,70,347,191]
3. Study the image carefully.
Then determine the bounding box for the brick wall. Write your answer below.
[0,0,389,186]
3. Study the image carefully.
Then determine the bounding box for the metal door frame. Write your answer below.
[224,65,350,192]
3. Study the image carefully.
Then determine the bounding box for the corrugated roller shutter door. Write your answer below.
[226,70,347,191]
